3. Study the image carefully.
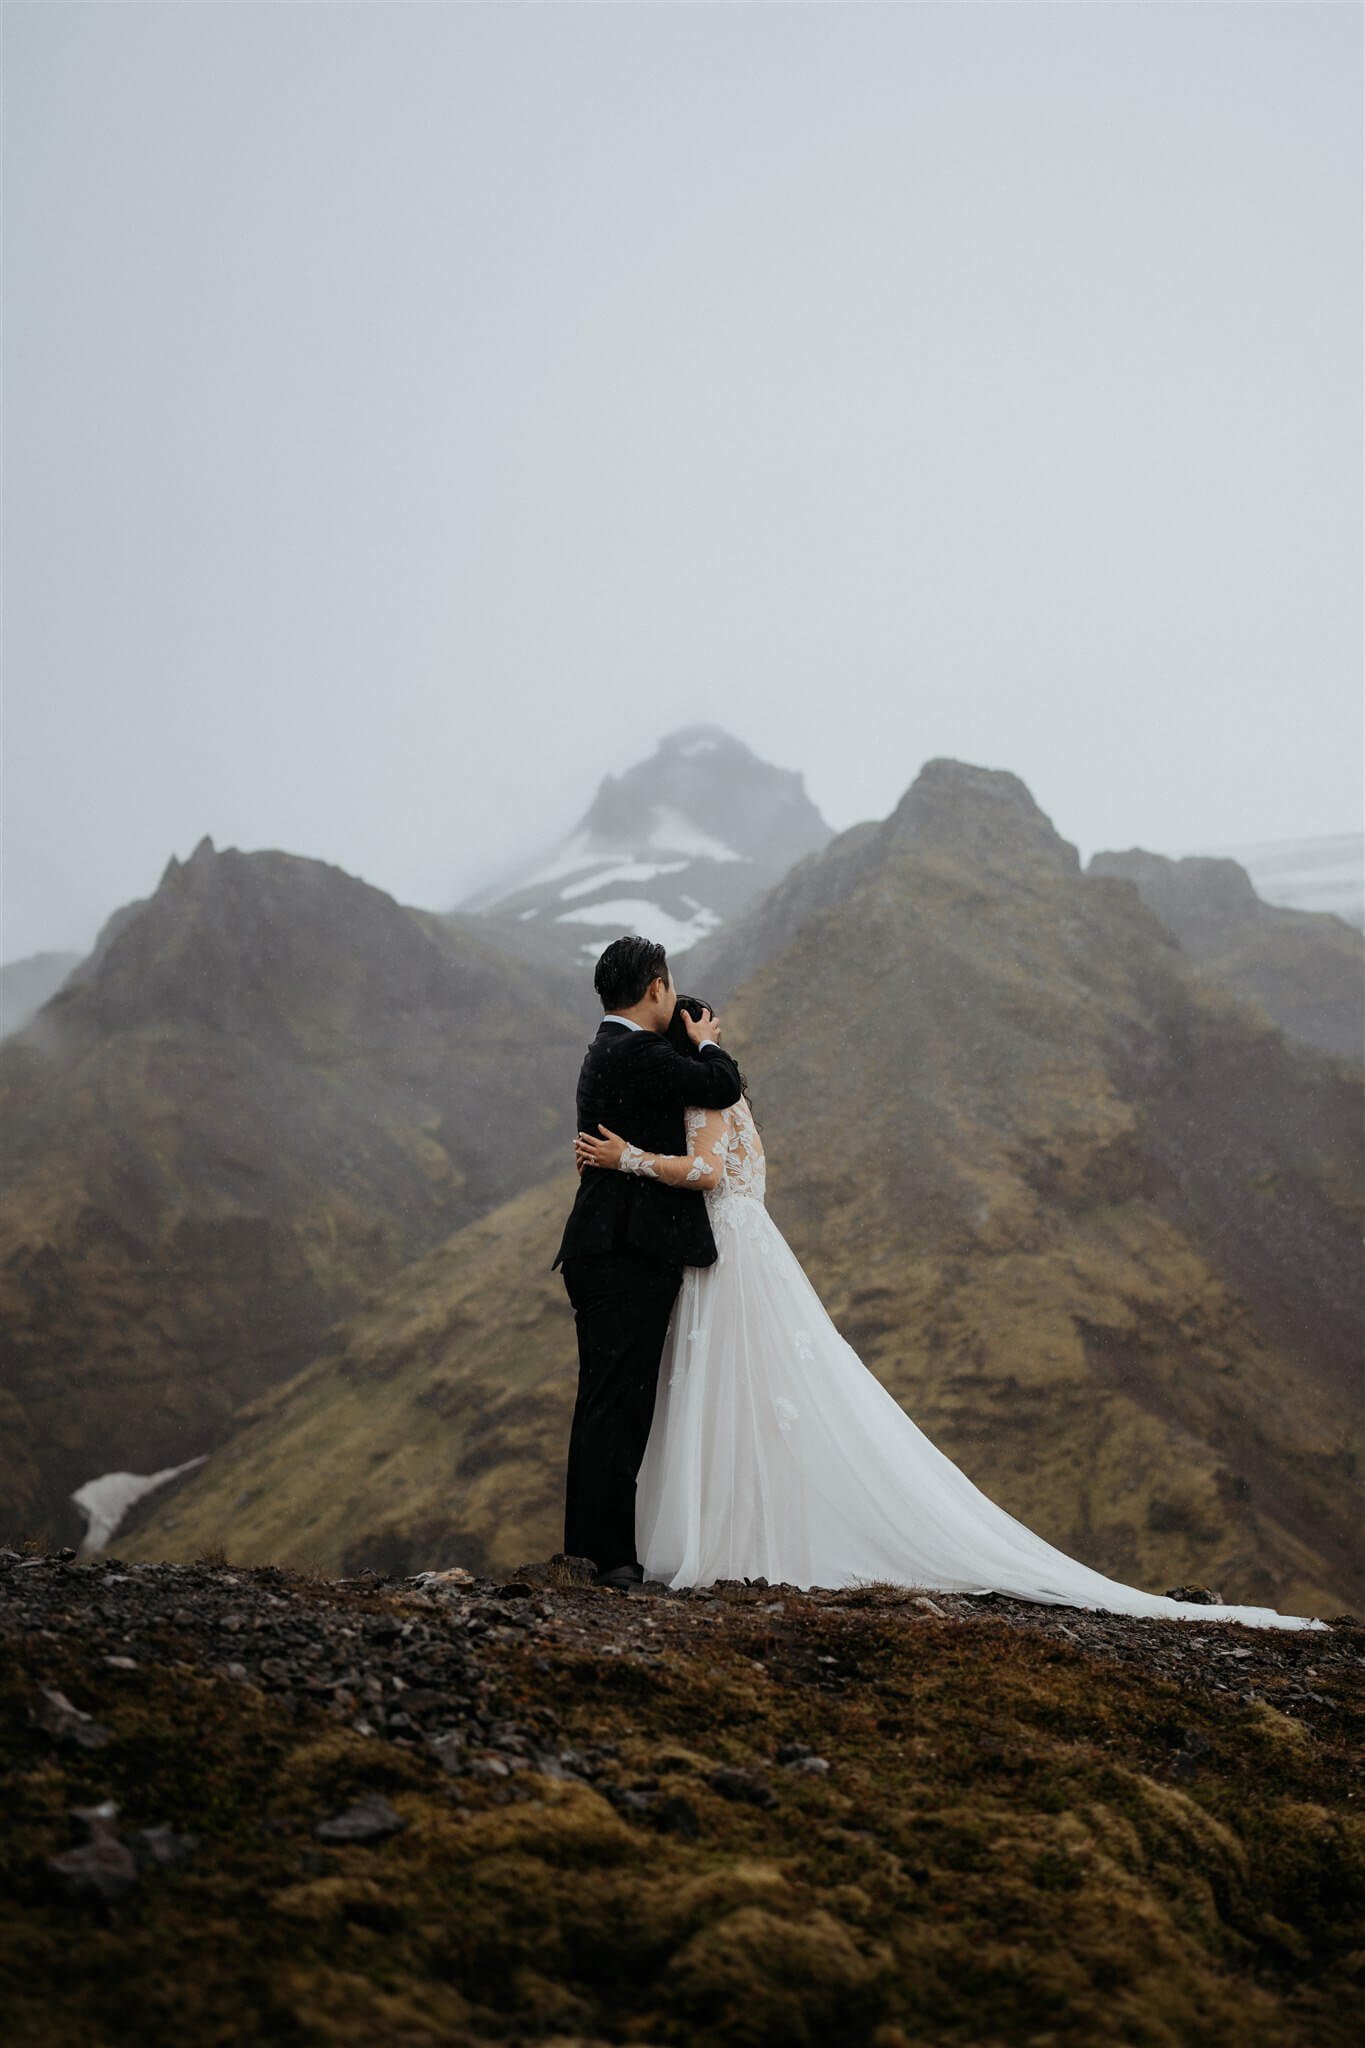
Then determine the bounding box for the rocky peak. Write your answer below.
[884,759,1082,882]
[154,832,217,889]
[578,725,828,868]
[684,758,1088,1002]
[49,842,496,1044]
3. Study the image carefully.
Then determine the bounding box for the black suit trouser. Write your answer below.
[561,1249,683,1572]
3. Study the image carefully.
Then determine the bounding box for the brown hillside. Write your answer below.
[0,838,584,1549]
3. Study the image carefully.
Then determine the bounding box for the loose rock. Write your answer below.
[314,1794,406,1843]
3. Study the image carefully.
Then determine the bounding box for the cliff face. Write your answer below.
[114,761,1364,1616]
[1087,845,1364,1063]
[0,838,586,1549]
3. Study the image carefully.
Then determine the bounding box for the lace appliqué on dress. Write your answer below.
[687,1099,767,1207]
[619,1140,715,1183]
[619,1142,658,1179]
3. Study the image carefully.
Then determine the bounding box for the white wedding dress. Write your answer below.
[630,1097,1328,1632]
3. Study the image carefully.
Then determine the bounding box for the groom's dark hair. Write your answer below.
[594,935,669,1012]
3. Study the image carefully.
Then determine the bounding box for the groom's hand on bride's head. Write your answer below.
[682,1005,722,1047]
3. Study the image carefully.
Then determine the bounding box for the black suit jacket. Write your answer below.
[552,1022,744,1270]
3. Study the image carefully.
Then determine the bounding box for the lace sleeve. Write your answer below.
[618,1107,728,1191]
[682,1105,729,1187]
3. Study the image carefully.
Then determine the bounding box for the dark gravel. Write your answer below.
[4,1544,1360,1815]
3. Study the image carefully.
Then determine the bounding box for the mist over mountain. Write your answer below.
[1086,846,1364,1063]
[1162,831,1364,933]
[0,836,584,1551]
[452,725,833,971]
[0,951,83,1039]
[117,760,1364,1617]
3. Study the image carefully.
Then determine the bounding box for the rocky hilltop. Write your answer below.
[455,725,833,969]
[0,838,586,1551]
[684,754,1086,1001]
[114,760,1364,1617]
[1,1545,1360,2046]
[1086,846,1364,1063]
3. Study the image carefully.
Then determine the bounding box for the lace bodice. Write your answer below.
[617,1096,766,1203]
[683,1097,766,1204]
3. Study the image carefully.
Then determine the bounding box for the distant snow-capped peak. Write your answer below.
[456,725,832,968]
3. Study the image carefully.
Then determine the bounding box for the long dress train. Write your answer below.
[629,1098,1329,1633]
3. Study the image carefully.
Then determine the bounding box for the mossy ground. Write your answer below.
[2,1563,1361,2047]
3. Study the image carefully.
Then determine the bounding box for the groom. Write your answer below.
[553,935,743,1590]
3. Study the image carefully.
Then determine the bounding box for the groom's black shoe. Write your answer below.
[592,1562,644,1591]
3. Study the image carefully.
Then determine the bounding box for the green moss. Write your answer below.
[3,1581,1361,2046]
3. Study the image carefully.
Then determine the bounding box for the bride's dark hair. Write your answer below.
[667,994,759,1128]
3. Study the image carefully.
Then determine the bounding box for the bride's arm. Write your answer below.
[573,1107,728,1190]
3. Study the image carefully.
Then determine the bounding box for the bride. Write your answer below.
[574,997,1328,1634]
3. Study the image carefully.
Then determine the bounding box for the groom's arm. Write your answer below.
[630,1033,743,1111]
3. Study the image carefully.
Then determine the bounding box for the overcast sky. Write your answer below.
[4,1,1361,965]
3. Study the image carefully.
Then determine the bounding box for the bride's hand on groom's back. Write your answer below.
[575,1124,627,1171]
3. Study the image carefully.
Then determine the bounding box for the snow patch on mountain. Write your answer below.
[504,833,622,898]
[554,898,725,959]
[559,858,690,901]
[72,1454,211,1556]
[646,806,746,864]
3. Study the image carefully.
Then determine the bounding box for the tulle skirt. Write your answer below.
[635,1193,1329,1632]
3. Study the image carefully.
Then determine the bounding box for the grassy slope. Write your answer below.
[116,1174,582,1578]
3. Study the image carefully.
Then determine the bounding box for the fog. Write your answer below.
[3,1,1361,964]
